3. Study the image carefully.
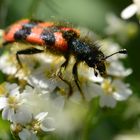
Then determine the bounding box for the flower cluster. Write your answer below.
[0,82,55,140]
[105,14,138,43]
[0,26,132,139]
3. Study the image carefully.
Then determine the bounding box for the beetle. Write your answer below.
[2,19,127,99]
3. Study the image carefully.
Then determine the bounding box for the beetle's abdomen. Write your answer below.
[3,19,79,52]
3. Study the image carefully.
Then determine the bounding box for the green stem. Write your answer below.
[81,99,100,140]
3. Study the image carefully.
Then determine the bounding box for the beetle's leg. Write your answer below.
[57,54,73,98]
[2,42,44,67]
[2,41,13,46]
[58,75,73,98]
[58,54,70,77]
[72,62,85,100]
[16,47,44,68]
[12,48,44,88]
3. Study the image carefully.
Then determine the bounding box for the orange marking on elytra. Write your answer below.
[54,32,68,51]
[61,27,80,37]
[3,19,29,42]
[26,26,45,45]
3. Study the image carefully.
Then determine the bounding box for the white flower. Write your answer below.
[105,14,138,42]
[11,105,32,125]
[0,83,20,115]
[21,86,49,115]
[17,112,55,140]
[0,52,31,80]
[19,129,38,140]
[0,53,17,75]
[27,65,65,92]
[21,85,65,116]
[98,79,132,108]
[107,60,132,77]
[121,0,140,19]
[34,112,55,132]
[0,82,32,123]
[0,29,3,36]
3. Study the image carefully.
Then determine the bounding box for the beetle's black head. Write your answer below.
[85,46,127,77]
[85,48,107,77]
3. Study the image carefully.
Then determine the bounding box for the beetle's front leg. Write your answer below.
[16,47,44,68]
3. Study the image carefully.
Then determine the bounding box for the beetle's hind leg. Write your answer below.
[72,62,85,100]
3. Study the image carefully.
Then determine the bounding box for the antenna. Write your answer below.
[104,49,127,60]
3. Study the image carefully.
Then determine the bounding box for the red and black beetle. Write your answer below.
[2,19,127,98]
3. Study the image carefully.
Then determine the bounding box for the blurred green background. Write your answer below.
[0,0,140,140]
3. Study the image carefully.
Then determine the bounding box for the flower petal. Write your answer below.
[2,107,15,121]
[121,4,137,19]
[35,112,48,122]
[113,89,132,101]
[0,97,7,110]
[100,95,117,108]
[112,80,132,101]
[41,117,55,132]
[19,129,38,140]
[12,106,32,125]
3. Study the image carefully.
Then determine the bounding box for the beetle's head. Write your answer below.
[86,49,127,77]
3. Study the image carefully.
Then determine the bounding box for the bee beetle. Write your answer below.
[2,19,127,98]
